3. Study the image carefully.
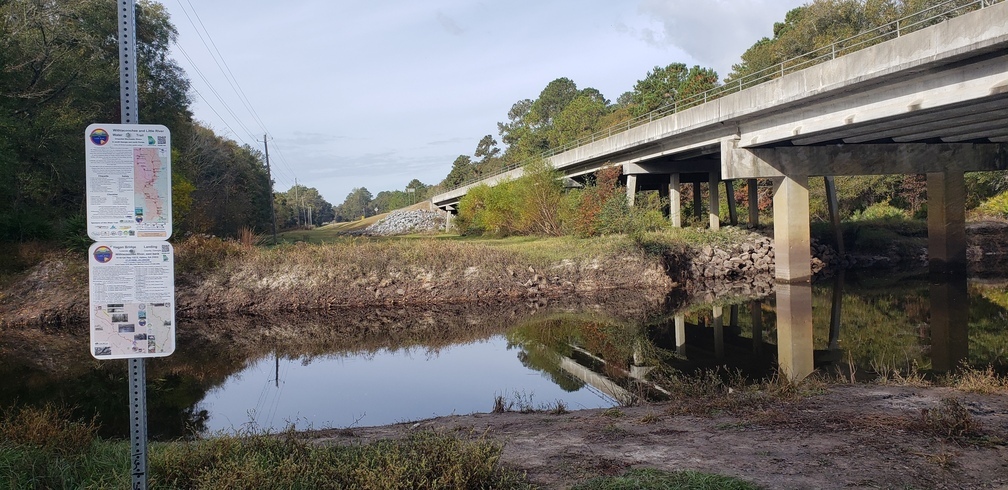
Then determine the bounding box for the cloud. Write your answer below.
[635,0,801,78]
[436,10,465,36]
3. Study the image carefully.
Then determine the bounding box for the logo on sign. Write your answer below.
[89,128,109,146]
[93,246,113,263]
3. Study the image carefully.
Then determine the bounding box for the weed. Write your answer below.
[946,365,1008,394]
[639,412,661,424]
[601,407,623,418]
[0,405,97,455]
[914,397,982,439]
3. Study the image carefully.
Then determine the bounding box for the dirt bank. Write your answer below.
[310,384,1008,489]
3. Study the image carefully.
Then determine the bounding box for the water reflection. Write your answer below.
[0,270,1005,439]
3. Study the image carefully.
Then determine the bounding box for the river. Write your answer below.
[1,267,1005,440]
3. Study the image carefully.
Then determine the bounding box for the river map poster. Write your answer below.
[85,124,172,240]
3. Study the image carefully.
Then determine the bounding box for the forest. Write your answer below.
[2,0,1003,241]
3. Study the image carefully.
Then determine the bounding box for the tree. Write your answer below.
[442,155,475,189]
[625,63,718,117]
[336,187,374,221]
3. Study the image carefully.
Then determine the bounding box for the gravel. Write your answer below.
[358,210,446,236]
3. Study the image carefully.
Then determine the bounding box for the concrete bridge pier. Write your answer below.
[747,179,759,228]
[772,175,812,283]
[708,174,721,231]
[926,170,967,276]
[668,174,681,227]
[626,174,638,207]
[674,314,686,355]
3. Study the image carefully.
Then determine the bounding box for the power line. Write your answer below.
[171,0,301,188]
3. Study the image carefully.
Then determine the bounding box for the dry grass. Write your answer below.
[945,366,1008,394]
[913,397,983,439]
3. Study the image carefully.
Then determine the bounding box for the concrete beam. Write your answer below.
[842,105,1008,144]
[623,160,718,175]
[793,99,1008,145]
[721,139,1008,179]
[738,54,1008,147]
[772,176,812,283]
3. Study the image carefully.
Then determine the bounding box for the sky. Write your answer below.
[165,0,806,205]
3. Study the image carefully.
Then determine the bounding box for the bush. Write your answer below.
[850,201,907,222]
[974,190,1008,219]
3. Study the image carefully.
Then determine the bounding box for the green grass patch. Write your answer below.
[573,468,761,490]
[1,406,530,489]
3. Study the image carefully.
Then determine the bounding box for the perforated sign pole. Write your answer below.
[118,1,148,488]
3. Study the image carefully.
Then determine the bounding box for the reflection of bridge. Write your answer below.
[435,2,1008,284]
[552,270,970,389]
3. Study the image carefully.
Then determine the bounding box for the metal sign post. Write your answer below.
[85,3,176,488]
[118,2,147,488]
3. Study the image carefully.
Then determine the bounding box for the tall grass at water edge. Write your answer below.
[0,406,530,490]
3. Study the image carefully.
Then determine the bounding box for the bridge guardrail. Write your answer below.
[442,0,1003,196]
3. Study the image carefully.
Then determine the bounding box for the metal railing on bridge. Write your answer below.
[442,0,1003,195]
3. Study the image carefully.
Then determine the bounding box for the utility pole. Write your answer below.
[294,178,300,227]
[264,135,277,245]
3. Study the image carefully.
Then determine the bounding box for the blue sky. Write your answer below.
[166,0,806,204]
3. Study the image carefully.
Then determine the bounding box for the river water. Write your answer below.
[1,268,1006,440]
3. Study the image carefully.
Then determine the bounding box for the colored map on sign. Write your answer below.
[134,148,169,224]
[91,302,174,357]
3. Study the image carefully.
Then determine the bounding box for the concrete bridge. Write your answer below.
[433,0,1008,285]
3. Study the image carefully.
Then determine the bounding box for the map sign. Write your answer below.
[88,241,175,359]
[85,124,172,240]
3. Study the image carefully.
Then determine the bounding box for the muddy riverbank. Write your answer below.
[4,223,1008,330]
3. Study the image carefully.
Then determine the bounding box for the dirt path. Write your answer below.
[310,385,1008,489]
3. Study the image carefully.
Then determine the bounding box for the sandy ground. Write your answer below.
[310,385,1008,489]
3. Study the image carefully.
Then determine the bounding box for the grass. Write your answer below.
[0,406,531,489]
[572,468,761,490]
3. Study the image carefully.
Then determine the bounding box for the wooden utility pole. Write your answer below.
[264,135,277,244]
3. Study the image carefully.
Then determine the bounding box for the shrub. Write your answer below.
[850,201,907,222]
[974,190,1008,219]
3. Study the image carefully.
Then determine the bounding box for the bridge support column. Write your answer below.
[775,282,815,382]
[926,170,967,276]
[772,175,812,283]
[747,179,759,228]
[693,182,703,223]
[669,173,681,227]
[725,180,738,226]
[674,314,686,355]
[626,174,638,207]
[824,176,844,256]
[708,173,720,231]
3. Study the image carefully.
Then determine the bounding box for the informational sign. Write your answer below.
[85,124,172,240]
[88,241,175,360]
